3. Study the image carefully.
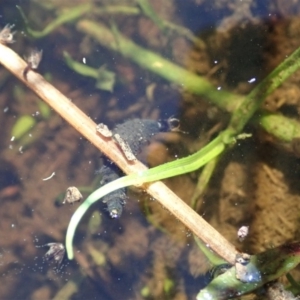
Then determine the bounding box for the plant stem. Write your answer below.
[17,4,93,38]
[191,156,220,210]
[77,20,300,145]
[77,20,242,112]
[228,45,300,133]
[254,111,300,143]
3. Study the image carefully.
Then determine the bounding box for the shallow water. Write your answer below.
[1,1,300,299]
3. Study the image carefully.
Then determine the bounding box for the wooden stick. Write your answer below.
[0,42,238,264]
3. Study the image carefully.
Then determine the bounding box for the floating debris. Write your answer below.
[63,186,83,204]
[42,171,55,181]
[113,133,136,161]
[96,123,113,137]
[237,225,249,242]
[0,24,16,44]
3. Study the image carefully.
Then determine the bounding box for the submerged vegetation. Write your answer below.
[1,0,300,299]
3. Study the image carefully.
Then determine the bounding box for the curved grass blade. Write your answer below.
[65,133,228,259]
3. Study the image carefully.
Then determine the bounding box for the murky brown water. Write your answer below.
[1,1,300,299]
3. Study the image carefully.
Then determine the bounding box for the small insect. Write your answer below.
[0,24,16,44]
[23,48,43,80]
[44,243,65,266]
[96,123,113,137]
[63,186,83,204]
[36,242,65,267]
[237,225,249,242]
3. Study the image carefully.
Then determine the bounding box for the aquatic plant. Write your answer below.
[2,3,300,297]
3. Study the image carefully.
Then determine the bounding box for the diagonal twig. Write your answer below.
[0,43,238,264]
